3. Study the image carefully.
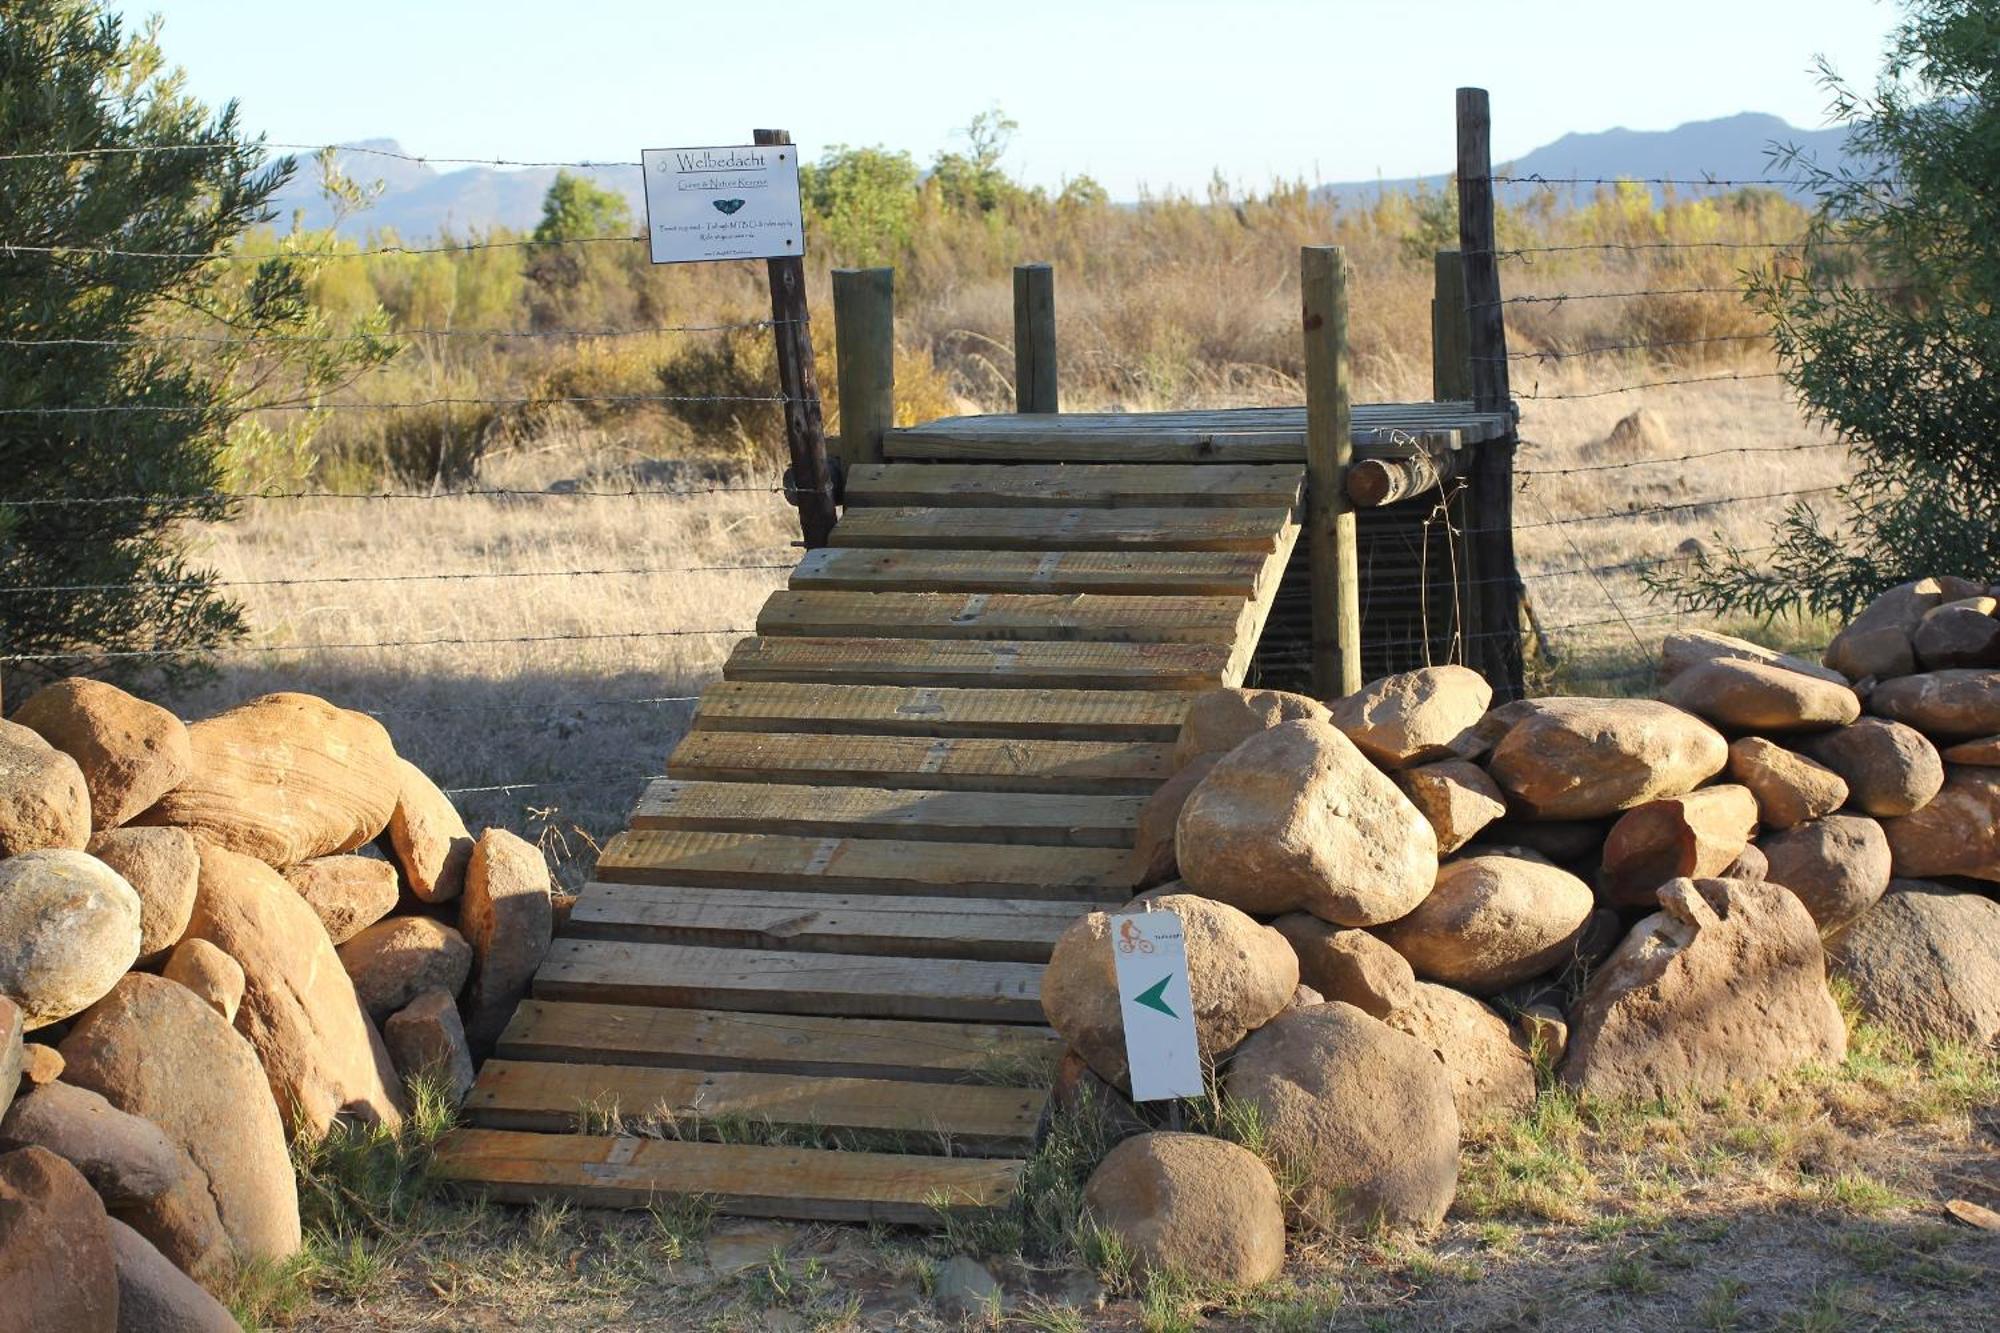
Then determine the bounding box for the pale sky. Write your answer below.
[124,1,1903,195]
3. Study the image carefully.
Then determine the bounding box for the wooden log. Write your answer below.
[832,268,895,469]
[1013,263,1058,413]
[1345,439,1465,508]
[755,129,837,547]
[1302,245,1361,697]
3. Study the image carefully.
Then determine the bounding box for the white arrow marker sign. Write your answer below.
[1109,907,1204,1103]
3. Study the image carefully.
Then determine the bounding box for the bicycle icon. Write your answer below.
[1116,919,1156,956]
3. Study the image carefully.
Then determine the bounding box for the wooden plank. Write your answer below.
[668,730,1174,794]
[831,268,894,468]
[843,462,1304,509]
[566,882,1095,961]
[463,1060,1046,1154]
[880,406,1511,462]
[594,829,1134,900]
[1304,245,1363,698]
[534,939,1047,1022]
[497,1001,1062,1084]
[689,681,1193,741]
[722,637,1232,690]
[1014,262,1058,413]
[757,590,1252,645]
[432,1128,1022,1222]
[790,548,1270,596]
[830,505,1291,553]
[632,778,1143,846]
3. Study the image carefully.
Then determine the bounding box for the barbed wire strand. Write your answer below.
[1516,370,1787,400]
[0,389,789,417]
[0,561,792,597]
[3,483,783,508]
[0,625,753,665]
[0,318,796,351]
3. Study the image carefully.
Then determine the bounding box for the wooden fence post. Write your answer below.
[1013,263,1058,414]
[1431,250,1472,402]
[1454,89,1526,699]
[832,268,894,467]
[753,128,838,547]
[1303,245,1362,699]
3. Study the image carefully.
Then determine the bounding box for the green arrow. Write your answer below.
[1134,975,1178,1019]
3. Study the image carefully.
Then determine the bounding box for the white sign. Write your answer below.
[640,144,804,265]
[1109,908,1204,1103]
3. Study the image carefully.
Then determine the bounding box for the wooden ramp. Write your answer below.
[433,429,1318,1222]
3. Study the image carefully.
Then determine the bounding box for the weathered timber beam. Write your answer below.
[1346,439,1465,508]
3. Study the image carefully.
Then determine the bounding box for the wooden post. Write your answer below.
[832,268,894,467]
[1013,263,1058,414]
[1302,245,1361,699]
[1431,250,1472,402]
[1455,89,1525,700]
[753,128,838,547]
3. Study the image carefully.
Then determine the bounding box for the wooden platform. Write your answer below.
[435,414,1400,1223]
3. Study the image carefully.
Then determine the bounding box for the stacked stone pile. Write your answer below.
[0,682,555,1327]
[1050,576,2000,1287]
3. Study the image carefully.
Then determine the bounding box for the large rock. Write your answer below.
[1473,817,1610,867]
[0,850,142,1029]
[458,828,556,1056]
[0,718,91,855]
[1176,719,1437,926]
[1329,665,1491,769]
[1914,599,2000,670]
[1800,718,1943,817]
[1383,981,1536,1125]
[1225,1003,1458,1233]
[12,678,191,831]
[1599,785,1758,908]
[135,692,400,867]
[59,973,300,1283]
[1041,893,1296,1089]
[383,758,473,904]
[282,855,400,945]
[337,916,472,1021]
[159,940,244,1024]
[1562,877,1847,1100]
[381,988,476,1106]
[1394,760,1506,854]
[1082,1132,1285,1285]
[1880,766,2000,882]
[1940,734,2000,765]
[0,1146,118,1333]
[0,1078,183,1205]
[1828,881,2000,1046]
[0,997,20,1124]
[85,827,199,966]
[1485,698,1727,819]
[183,843,405,1138]
[1662,658,1859,734]
[1866,669,2000,740]
[108,1218,240,1333]
[1373,853,1594,994]
[1759,815,1892,933]
[1660,629,1849,686]
[1125,755,1217,891]
[1171,687,1331,770]
[1271,914,1415,1018]
[1823,578,1941,680]
[1726,738,1846,830]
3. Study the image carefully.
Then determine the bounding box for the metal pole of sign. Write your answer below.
[753,128,839,548]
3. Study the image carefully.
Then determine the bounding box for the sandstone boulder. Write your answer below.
[1880,766,2000,882]
[337,916,472,1021]
[1660,629,1849,686]
[1225,1003,1458,1233]
[0,1146,118,1333]
[1473,817,1609,867]
[1519,1004,1569,1067]
[382,988,476,1106]
[1083,1132,1285,1285]
[1394,760,1506,854]
[1824,578,1941,680]
[1940,735,2000,765]
[1485,697,1727,819]
[383,758,473,904]
[1042,894,1296,1089]
[183,843,405,1138]
[159,940,244,1024]
[1171,687,1332,770]
[1374,853,1593,994]
[1384,981,1536,1125]
[136,693,399,867]
[1662,658,1860,733]
[1801,718,1943,817]
[1271,914,1414,1018]
[0,718,91,855]
[1176,719,1436,925]
[13,678,191,831]
[1726,738,1846,830]
[21,1043,62,1086]
[108,1217,240,1333]
[59,973,299,1283]
[1599,785,1758,908]
[0,1078,183,1205]
[0,850,142,1029]
[1914,599,2000,670]
[1759,815,1892,933]
[1329,665,1491,768]
[1867,669,2000,740]
[458,828,555,1056]
[1828,881,2000,1046]
[1562,877,1846,1100]
[282,855,401,945]
[85,826,198,966]
[1125,755,1217,890]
